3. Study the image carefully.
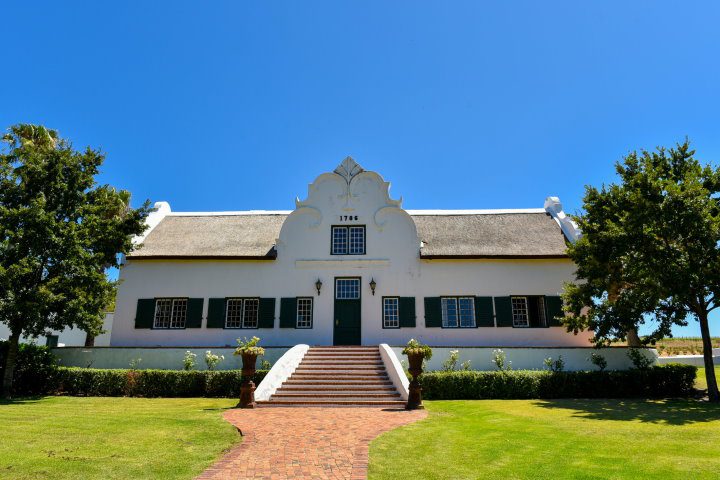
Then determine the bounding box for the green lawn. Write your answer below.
[0,397,238,480]
[370,399,720,480]
[696,367,720,391]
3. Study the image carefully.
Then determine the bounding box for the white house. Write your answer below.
[110,158,592,348]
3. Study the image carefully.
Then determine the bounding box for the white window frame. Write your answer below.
[331,225,366,255]
[511,296,530,328]
[296,297,313,329]
[441,296,476,328]
[153,298,188,329]
[225,298,260,329]
[383,297,400,328]
[335,278,360,300]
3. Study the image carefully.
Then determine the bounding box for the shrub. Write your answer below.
[204,351,224,371]
[627,348,654,369]
[0,340,58,396]
[50,367,269,398]
[183,351,197,371]
[543,355,565,372]
[420,364,697,400]
[491,349,511,371]
[589,352,608,371]
[442,350,459,371]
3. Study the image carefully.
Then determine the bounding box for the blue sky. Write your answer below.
[2,1,719,336]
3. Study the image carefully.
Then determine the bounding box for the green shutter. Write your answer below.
[495,297,513,327]
[280,297,297,328]
[474,296,494,327]
[186,298,204,328]
[134,299,156,329]
[424,297,442,327]
[258,298,276,328]
[207,298,226,328]
[545,296,564,327]
[399,297,416,328]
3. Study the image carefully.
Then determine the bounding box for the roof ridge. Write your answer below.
[164,208,546,217]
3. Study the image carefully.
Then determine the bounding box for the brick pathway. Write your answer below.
[197,407,427,480]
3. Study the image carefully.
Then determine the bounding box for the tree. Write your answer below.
[563,140,720,402]
[0,124,150,397]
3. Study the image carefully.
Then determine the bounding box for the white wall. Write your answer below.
[50,346,651,372]
[657,355,720,367]
[394,346,657,372]
[111,162,593,348]
[52,346,289,370]
[0,313,114,347]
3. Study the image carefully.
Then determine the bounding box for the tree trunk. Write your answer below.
[1,330,20,399]
[84,332,95,347]
[626,328,642,347]
[698,311,719,402]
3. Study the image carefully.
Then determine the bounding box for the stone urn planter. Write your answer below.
[234,337,265,409]
[239,352,258,408]
[406,352,425,410]
[402,339,432,410]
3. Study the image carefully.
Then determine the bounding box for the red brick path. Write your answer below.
[196,407,427,480]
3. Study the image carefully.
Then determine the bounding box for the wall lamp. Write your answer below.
[369,278,377,296]
[315,278,323,296]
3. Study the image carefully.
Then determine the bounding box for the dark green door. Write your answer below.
[334,278,361,345]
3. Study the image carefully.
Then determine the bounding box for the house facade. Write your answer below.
[110,158,592,347]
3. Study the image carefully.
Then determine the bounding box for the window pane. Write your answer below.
[349,226,365,254]
[296,298,313,328]
[335,279,360,299]
[441,298,458,327]
[154,299,172,329]
[243,299,259,328]
[170,299,187,328]
[383,297,399,328]
[512,297,529,327]
[226,299,244,328]
[332,226,348,254]
[459,297,475,327]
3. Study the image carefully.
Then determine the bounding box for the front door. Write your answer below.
[333,277,361,345]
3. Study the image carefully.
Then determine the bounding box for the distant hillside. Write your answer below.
[654,337,720,356]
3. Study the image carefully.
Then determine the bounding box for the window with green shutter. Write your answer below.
[495,295,564,328]
[296,297,313,328]
[135,299,156,329]
[382,297,400,328]
[474,296,494,327]
[399,297,416,328]
[206,298,226,328]
[280,297,297,328]
[424,297,442,327]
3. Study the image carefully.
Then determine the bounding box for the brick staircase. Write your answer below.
[257,346,405,407]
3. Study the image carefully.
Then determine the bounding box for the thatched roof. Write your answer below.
[127,211,568,260]
[128,214,287,259]
[413,212,568,258]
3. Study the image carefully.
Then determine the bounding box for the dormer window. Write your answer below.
[331,225,366,255]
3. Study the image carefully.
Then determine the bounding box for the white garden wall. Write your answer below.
[51,346,652,372]
[390,346,657,372]
[52,346,290,370]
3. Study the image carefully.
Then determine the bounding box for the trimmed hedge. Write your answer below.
[420,364,697,400]
[54,367,269,398]
[0,340,58,396]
